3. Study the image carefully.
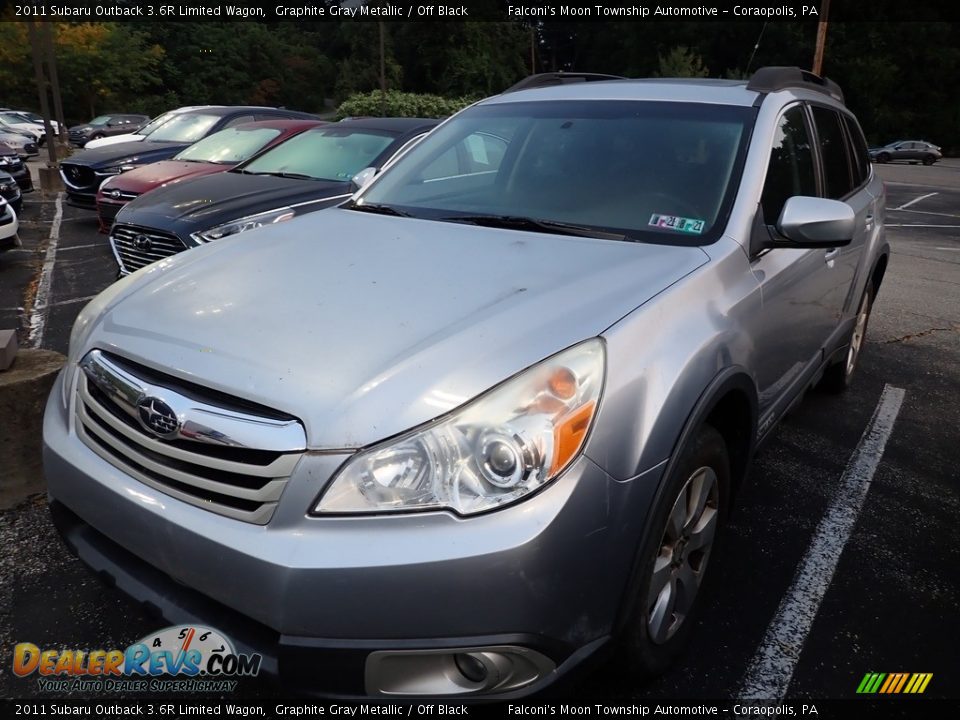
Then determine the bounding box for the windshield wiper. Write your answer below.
[244,171,316,180]
[345,202,413,218]
[439,214,625,240]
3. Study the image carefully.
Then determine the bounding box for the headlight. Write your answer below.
[192,207,296,243]
[100,163,137,175]
[0,182,12,193]
[315,339,605,516]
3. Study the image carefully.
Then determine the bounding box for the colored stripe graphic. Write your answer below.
[858,672,932,694]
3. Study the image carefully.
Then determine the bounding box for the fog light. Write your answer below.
[366,645,556,696]
[454,653,488,683]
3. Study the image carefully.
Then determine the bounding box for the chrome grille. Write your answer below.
[75,350,306,524]
[60,163,95,189]
[110,224,188,274]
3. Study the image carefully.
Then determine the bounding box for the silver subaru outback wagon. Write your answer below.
[44,67,887,697]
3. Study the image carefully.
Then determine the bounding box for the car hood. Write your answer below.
[85,133,143,149]
[79,209,709,449]
[100,160,229,195]
[114,172,352,233]
[65,141,188,169]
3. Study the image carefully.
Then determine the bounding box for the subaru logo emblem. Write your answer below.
[133,234,152,252]
[136,397,180,438]
[110,189,121,199]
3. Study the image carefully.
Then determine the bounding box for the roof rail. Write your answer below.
[746,66,844,103]
[503,72,626,94]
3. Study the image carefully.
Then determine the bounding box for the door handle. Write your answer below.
[824,247,841,262]
[865,214,875,229]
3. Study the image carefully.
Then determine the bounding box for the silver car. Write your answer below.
[44,67,887,698]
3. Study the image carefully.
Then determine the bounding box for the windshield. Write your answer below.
[136,111,182,137]
[89,116,110,126]
[0,113,28,125]
[241,127,395,181]
[357,101,753,244]
[146,113,220,143]
[175,126,283,164]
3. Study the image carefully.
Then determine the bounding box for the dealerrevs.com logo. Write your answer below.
[13,625,262,693]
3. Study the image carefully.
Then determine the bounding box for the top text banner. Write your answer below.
[5,0,953,23]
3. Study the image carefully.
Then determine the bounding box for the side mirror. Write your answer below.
[350,166,377,191]
[773,196,854,249]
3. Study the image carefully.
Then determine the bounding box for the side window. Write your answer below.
[223,115,257,129]
[812,106,854,200]
[760,106,817,225]
[420,132,507,182]
[842,115,870,187]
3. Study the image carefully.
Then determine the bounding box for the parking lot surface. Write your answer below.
[1,159,957,703]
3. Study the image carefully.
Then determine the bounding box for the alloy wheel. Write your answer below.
[647,466,719,645]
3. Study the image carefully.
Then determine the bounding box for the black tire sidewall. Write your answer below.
[621,424,731,677]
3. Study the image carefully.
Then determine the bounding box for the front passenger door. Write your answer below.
[750,105,839,419]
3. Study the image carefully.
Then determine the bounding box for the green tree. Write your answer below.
[655,46,709,78]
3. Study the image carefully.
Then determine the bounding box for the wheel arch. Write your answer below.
[612,366,758,633]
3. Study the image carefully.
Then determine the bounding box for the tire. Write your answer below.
[821,284,874,393]
[877,152,891,163]
[922,155,936,166]
[620,424,730,677]
[91,133,105,140]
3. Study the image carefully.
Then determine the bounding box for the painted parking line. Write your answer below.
[739,384,906,700]
[886,224,960,228]
[893,192,938,210]
[26,192,64,348]
[887,208,960,219]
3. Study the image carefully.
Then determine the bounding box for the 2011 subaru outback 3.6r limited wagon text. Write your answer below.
[44,67,888,698]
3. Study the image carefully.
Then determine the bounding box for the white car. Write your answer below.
[0,196,19,252]
[0,111,58,141]
[84,106,221,149]
[6,110,61,135]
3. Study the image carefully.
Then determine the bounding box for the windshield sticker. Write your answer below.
[649,214,706,234]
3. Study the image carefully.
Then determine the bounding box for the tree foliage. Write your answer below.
[0,19,956,152]
[336,90,477,119]
[655,46,709,78]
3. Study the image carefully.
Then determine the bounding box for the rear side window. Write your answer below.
[761,106,817,225]
[842,115,871,186]
[812,107,854,199]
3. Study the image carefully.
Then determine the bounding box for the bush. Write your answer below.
[335,90,478,120]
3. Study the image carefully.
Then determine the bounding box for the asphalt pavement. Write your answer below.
[0,158,957,706]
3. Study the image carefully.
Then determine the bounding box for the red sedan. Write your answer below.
[96,118,325,232]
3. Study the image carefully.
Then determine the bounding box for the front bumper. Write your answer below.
[64,189,98,210]
[43,370,663,697]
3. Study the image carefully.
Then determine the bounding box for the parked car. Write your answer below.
[0,196,18,252]
[0,170,22,214]
[0,129,38,158]
[0,142,34,191]
[869,140,941,165]
[44,67,888,698]
[60,106,319,210]
[6,109,61,136]
[108,117,437,274]
[69,114,150,147]
[96,119,326,230]
[0,111,59,142]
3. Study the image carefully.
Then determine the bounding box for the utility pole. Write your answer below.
[26,21,58,168]
[530,26,536,73]
[379,21,387,116]
[812,0,831,76]
[41,23,67,144]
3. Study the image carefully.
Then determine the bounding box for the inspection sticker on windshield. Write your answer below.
[649,214,705,234]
